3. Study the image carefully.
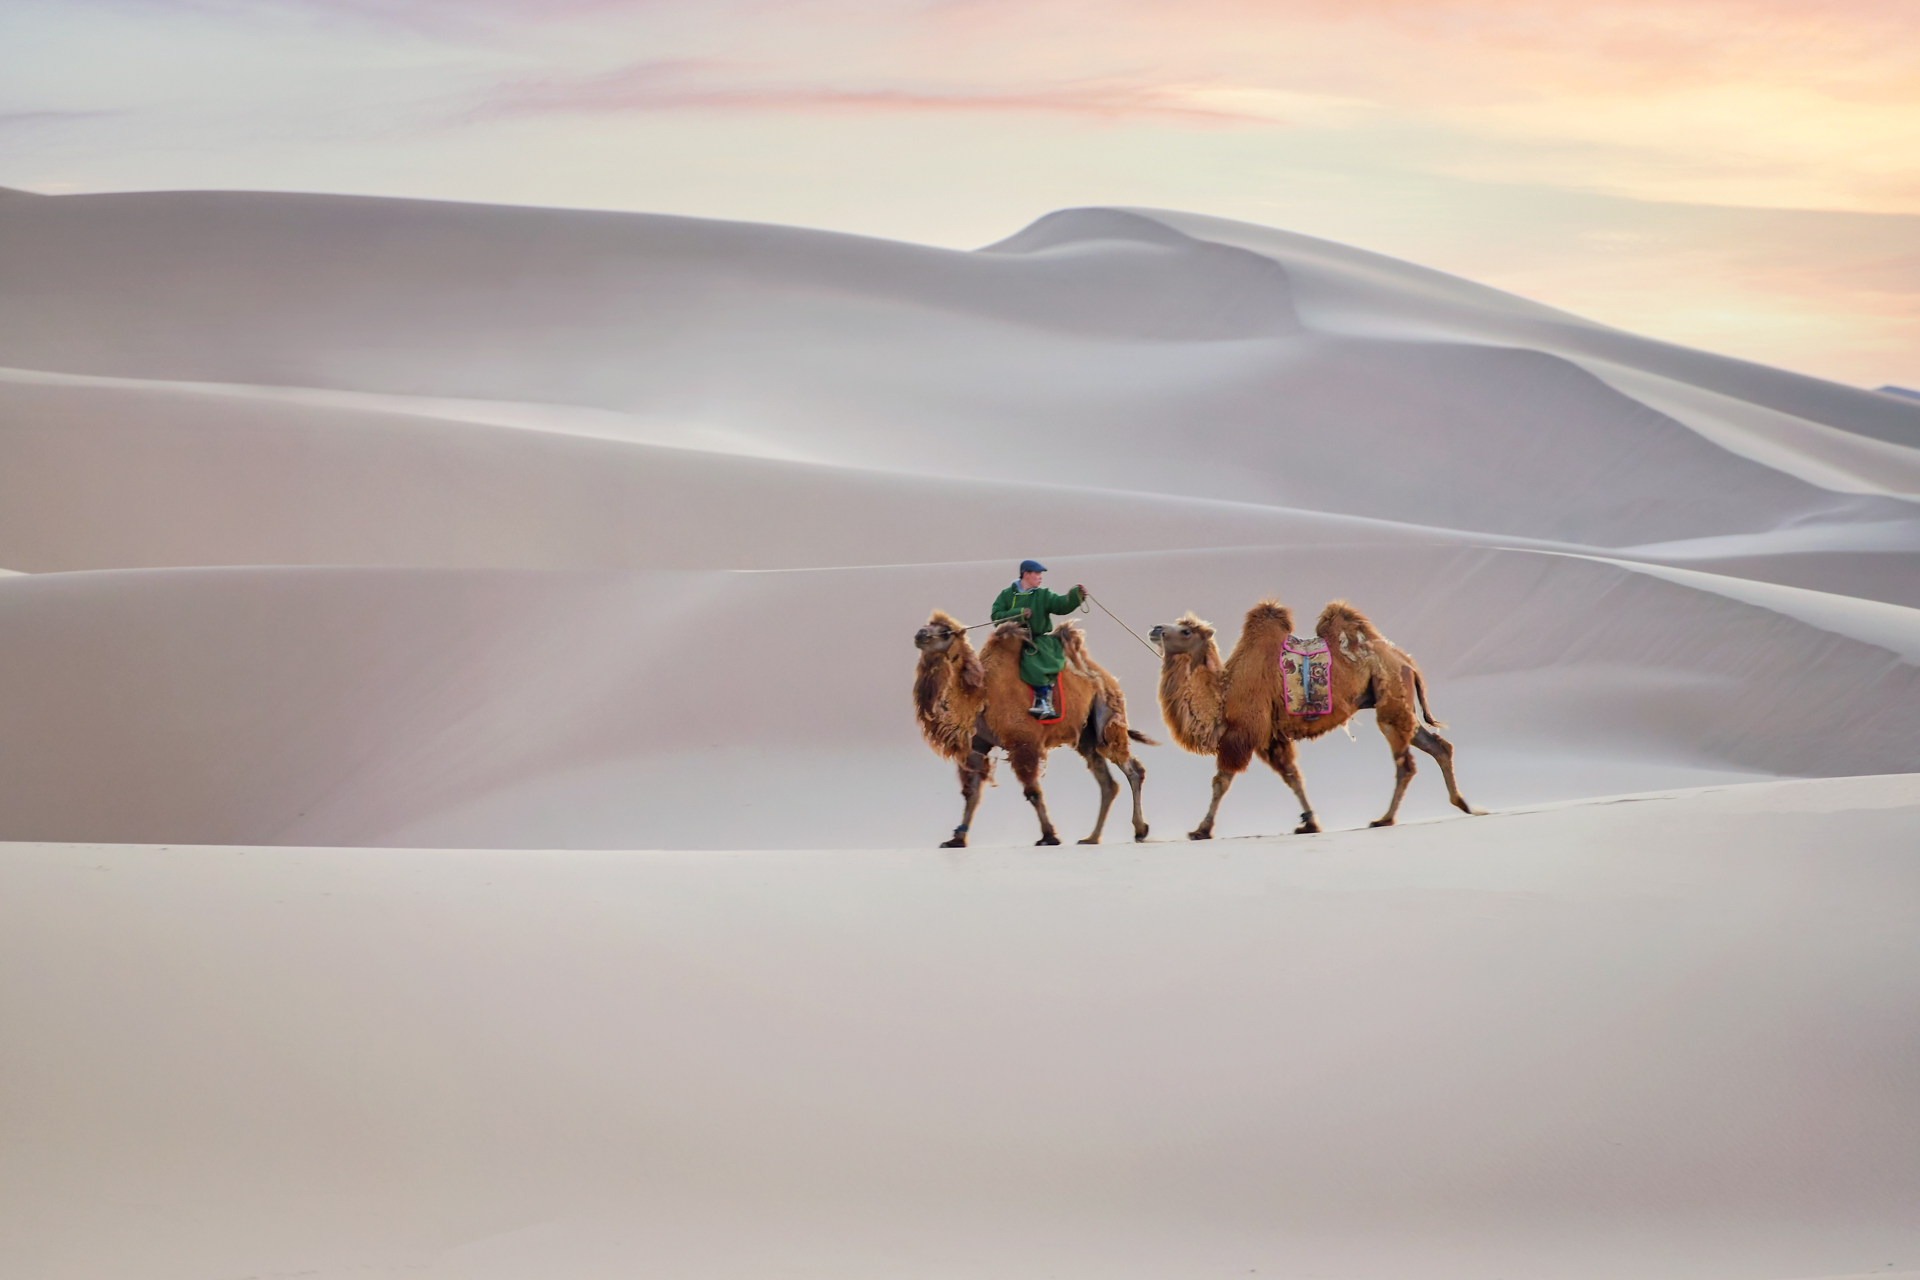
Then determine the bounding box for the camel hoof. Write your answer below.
[1295,821,1322,835]
[1077,836,1100,845]
[940,836,967,848]
[1187,829,1212,841]
[1036,835,1062,846]
[1368,817,1395,828]
[1134,826,1150,843]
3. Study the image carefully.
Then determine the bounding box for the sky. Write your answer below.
[3,0,1918,389]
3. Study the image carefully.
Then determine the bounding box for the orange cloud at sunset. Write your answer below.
[429,0,1920,213]
[879,0,1920,213]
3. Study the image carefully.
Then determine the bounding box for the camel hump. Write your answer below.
[1058,624,1130,708]
[1058,624,1106,681]
[1316,599,1380,645]
[1244,598,1293,633]
[986,619,1027,652]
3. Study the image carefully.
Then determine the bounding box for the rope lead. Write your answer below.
[948,590,1160,659]
[1082,590,1163,659]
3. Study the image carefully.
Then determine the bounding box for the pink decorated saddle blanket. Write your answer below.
[1281,634,1332,717]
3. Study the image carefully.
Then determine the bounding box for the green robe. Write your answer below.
[990,583,1085,687]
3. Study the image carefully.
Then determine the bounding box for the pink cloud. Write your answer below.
[117,0,1920,109]
[475,60,1277,125]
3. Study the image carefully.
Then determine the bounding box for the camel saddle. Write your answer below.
[1281,634,1332,717]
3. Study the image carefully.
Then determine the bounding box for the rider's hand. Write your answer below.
[1076,583,1087,595]
[1021,607,1032,618]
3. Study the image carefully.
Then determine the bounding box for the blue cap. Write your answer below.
[1019,559,1047,574]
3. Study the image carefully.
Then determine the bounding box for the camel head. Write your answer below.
[915,611,966,655]
[1148,612,1220,670]
[914,610,983,690]
[1149,612,1226,755]
[914,610,984,745]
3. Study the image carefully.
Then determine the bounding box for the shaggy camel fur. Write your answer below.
[1150,600,1480,837]
[914,610,1154,847]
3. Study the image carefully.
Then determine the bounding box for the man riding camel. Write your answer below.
[991,560,1087,718]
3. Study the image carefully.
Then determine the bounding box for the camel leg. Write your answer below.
[1266,739,1321,834]
[1371,715,1418,828]
[1096,731,1150,843]
[1025,789,1061,845]
[1413,725,1483,815]
[1010,745,1060,846]
[1124,758,1149,842]
[1191,732,1253,841]
[1078,748,1119,844]
[940,750,989,847]
[1189,769,1237,840]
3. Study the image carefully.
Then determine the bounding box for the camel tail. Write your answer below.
[1412,667,1446,730]
[1127,728,1159,746]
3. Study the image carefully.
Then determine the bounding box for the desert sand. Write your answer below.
[1,190,1916,1276]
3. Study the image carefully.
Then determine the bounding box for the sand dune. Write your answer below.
[2,190,1916,1276]
[1139,207,1920,450]
[1,548,1913,849]
[0,372,1514,575]
[4,194,1913,552]
[3,190,1918,848]
[5,777,1918,1279]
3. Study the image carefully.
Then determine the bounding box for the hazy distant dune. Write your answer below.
[4,192,1911,552]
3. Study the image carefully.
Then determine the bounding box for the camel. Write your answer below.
[913,610,1154,847]
[1149,599,1480,838]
